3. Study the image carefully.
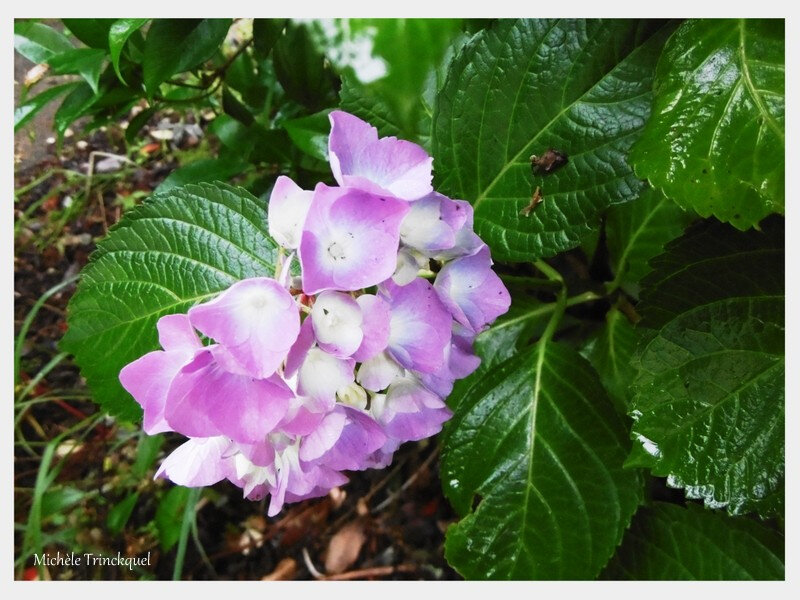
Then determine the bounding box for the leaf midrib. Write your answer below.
[738,19,784,143]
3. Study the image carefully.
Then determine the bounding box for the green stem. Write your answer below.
[173,487,202,580]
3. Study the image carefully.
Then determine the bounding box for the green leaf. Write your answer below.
[142,19,231,95]
[221,86,254,125]
[273,22,339,110]
[631,218,784,516]
[14,82,77,132]
[155,158,246,195]
[441,327,644,579]
[132,434,165,479]
[47,48,106,94]
[107,492,139,535]
[62,18,114,49]
[584,306,638,413]
[40,486,85,520]
[283,110,331,162]
[125,105,158,144]
[61,182,279,421]
[602,502,784,580]
[630,19,784,230]
[605,188,694,293]
[109,18,149,84]
[252,18,285,58]
[155,486,191,551]
[54,81,98,137]
[433,19,673,263]
[14,21,74,63]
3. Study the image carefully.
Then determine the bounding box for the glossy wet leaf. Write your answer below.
[631,19,784,230]
[283,110,331,162]
[433,19,672,262]
[441,325,643,579]
[605,188,694,293]
[62,18,114,49]
[54,82,98,137]
[14,21,74,64]
[48,48,106,94]
[14,82,78,132]
[602,502,784,580]
[61,182,279,421]
[631,218,784,516]
[142,19,231,95]
[109,18,149,84]
[585,307,638,413]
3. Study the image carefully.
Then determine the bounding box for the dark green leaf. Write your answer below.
[221,86,254,125]
[283,110,331,162]
[132,434,165,479]
[155,486,191,551]
[631,19,784,230]
[62,18,113,49]
[61,183,279,420]
[339,73,402,138]
[441,327,644,579]
[602,502,784,580]
[252,18,285,58]
[585,306,638,412]
[48,48,106,94]
[54,82,98,137]
[14,21,74,64]
[433,19,673,262]
[109,18,149,84]
[41,486,85,520]
[273,22,339,110]
[631,218,785,516]
[125,105,158,144]
[107,492,139,535]
[14,82,77,132]
[142,19,231,95]
[605,188,694,293]
[155,158,246,195]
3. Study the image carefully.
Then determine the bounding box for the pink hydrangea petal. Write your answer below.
[278,394,331,436]
[298,408,348,462]
[120,350,188,435]
[268,175,314,249]
[419,327,481,397]
[381,278,451,373]
[155,437,232,487]
[297,347,355,401]
[434,245,511,332]
[317,407,386,471]
[356,350,404,392]
[351,294,391,362]
[234,441,276,468]
[373,377,453,442]
[311,291,363,357]
[157,313,202,352]
[285,317,315,379]
[165,348,293,443]
[299,184,410,294]
[399,193,469,252]
[188,277,300,379]
[328,110,433,201]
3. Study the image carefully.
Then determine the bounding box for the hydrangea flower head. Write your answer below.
[119,110,510,517]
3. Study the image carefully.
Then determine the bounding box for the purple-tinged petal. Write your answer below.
[234,440,276,468]
[356,351,404,392]
[268,175,314,249]
[399,193,470,252]
[120,350,189,435]
[298,409,347,462]
[299,184,410,294]
[155,437,232,487]
[431,201,484,261]
[418,326,481,397]
[157,313,202,352]
[228,452,274,499]
[188,277,300,379]
[317,406,386,471]
[278,394,330,436]
[297,347,355,402]
[372,376,452,442]
[351,294,390,362]
[165,347,293,443]
[381,278,451,373]
[328,110,432,201]
[392,247,427,286]
[285,317,315,379]
[434,245,511,332]
[311,291,363,358]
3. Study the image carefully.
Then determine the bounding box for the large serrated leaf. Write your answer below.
[432,19,672,262]
[631,218,784,517]
[584,307,638,413]
[61,182,279,421]
[602,502,784,580]
[605,188,694,293]
[441,325,643,579]
[631,19,784,230]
